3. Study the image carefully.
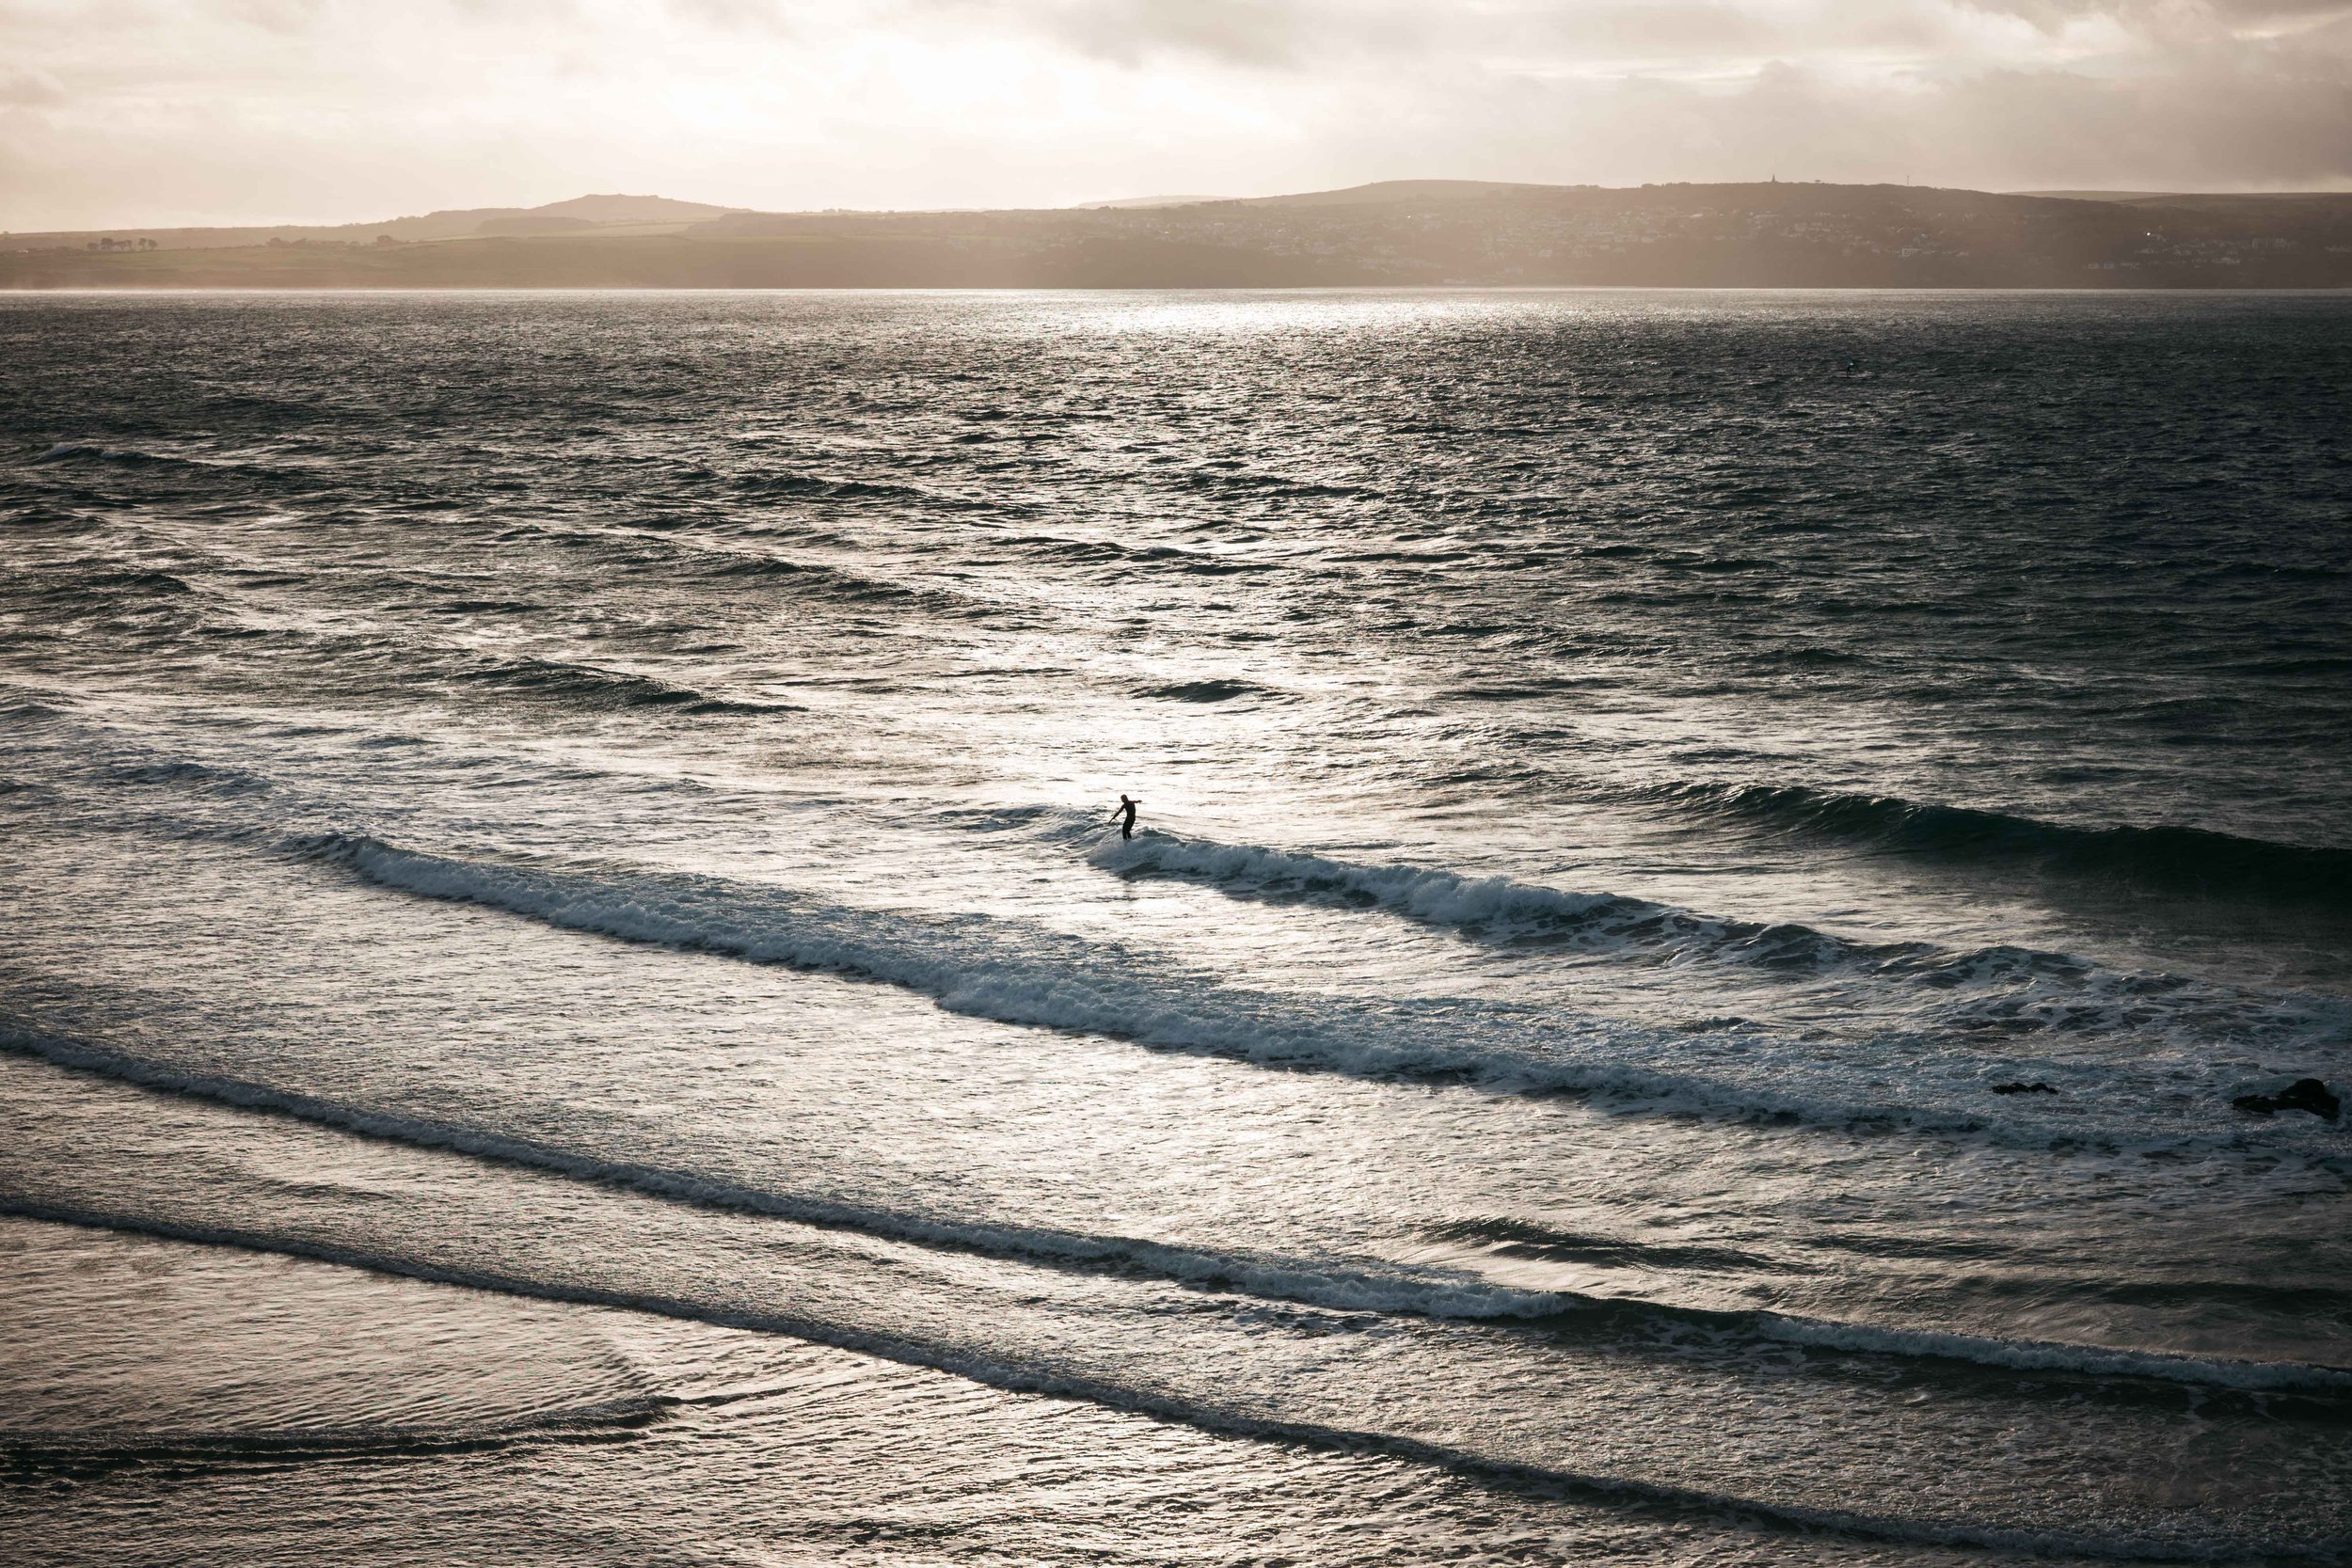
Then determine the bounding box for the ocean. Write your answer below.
[3,289,2349,1565]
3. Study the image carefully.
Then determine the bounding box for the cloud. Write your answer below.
[225,0,327,33]
[660,0,794,29]
[0,65,67,106]
[944,0,1316,66]
[1958,0,2352,26]
[0,0,2344,229]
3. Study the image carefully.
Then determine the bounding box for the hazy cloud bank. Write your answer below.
[1,0,2345,229]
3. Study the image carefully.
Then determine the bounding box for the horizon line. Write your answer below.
[14,177,2352,238]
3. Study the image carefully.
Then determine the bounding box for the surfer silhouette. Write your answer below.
[1108,794,1139,841]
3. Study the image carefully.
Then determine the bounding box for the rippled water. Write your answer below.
[4,290,2350,1565]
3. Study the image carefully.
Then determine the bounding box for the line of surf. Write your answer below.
[6,1021,2344,1399]
[1633,780,2352,911]
[1078,821,2347,1047]
[296,831,2347,1160]
[5,1196,2331,1562]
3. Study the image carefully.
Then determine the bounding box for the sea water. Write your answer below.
[3,290,2350,1564]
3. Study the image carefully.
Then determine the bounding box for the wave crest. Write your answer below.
[1088,829,2346,1048]
[294,831,2349,1158]
[452,657,799,716]
[1641,781,2352,910]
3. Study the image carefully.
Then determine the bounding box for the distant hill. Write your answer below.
[0,193,748,253]
[474,214,600,237]
[0,206,525,251]
[2025,190,2352,209]
[531,194,741,223]
[1073,195,1223,210]
[2026,191,2352,219]
[8,181,2351,289]
[1229,179,1582,208]
[2023,191,2209,203]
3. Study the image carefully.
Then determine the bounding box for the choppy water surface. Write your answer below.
[3,290,2350,1565]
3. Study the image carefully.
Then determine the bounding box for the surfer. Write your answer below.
[1108,794,1139,841]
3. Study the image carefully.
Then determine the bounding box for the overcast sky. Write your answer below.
[3,0,2348,230]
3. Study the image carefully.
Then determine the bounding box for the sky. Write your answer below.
[2,0,2348,230]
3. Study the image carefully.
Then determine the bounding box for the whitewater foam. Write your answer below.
[284,832,2352,1164]
[1082,825,2352,1051]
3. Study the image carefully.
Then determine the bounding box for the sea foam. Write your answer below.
[301,832,2346,1161]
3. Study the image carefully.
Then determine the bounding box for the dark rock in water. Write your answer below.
[1991,1081,2058,1096]
[2231,1078,2341,1120]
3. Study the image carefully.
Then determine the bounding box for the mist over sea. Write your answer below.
[4,289,2351,1565]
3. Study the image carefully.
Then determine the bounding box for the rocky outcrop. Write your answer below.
[2231,1079,2341,1120]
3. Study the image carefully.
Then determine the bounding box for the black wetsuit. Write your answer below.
[1112,799,1137,840]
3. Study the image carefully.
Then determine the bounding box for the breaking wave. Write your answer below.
[286,832,2345,1156]
[1085,827,2351,1048]
[1637,781,2352,911]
